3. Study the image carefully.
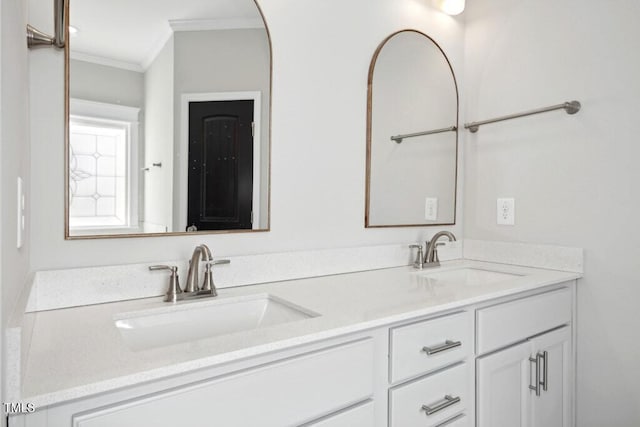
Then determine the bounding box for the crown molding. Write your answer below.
[70,51,143,73]
[169,17,264,32]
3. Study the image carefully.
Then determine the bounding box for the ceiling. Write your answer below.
[69,0,264,71]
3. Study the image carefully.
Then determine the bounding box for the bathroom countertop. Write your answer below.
[18,260,580,407]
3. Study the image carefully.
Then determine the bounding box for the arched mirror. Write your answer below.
[65,0,271,238]
[365,30,458,227]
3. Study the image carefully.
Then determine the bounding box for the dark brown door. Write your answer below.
[187,100,253,231]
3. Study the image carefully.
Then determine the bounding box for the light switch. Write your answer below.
[497,198,515,225]
[425,197,438,221]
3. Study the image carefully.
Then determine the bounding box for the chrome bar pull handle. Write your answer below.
[423,340,462,356]
[422,395,461,416]
[540,351,548,391]
[529,354,542,396]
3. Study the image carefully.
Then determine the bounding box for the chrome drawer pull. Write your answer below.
[540,350,548,391]
[422,395,461,416]
[529,353,542,396]
[422,340,462,355]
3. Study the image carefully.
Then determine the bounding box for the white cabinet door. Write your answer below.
[477,326,572,427]
[530,327,572,427]
[477,340,532,427]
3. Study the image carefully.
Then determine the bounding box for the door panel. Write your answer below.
[477,340,531,427]
[188,100,253,230]
[530,327,572,427]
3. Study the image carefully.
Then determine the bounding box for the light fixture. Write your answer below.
[435,0,466,15]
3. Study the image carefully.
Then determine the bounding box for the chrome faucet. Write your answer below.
[149,244,230,302]
[185,244,212,293]
[424,231,457,268]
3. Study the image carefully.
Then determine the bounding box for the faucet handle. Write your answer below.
[200,260,230,295]
[409,244,424,269]
[430,242,448,263]
[203,259,231,266]
[149,265,183,303]
[149,265,178,273]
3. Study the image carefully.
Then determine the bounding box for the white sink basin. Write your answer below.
[114,294,318,351]
[416,268,522,286]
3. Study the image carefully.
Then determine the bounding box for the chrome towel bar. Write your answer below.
[391,125,457,143]
[464,100,581,133]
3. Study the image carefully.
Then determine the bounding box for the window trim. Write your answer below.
[68,99,141,234]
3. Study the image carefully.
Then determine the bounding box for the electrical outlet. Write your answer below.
[497,198,515,225]
[425,197,438,221]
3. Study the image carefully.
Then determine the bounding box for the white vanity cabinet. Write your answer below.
[13,338,379,427]
[11,280,576,427]
[476,288,574,427]
[72,339,374,427]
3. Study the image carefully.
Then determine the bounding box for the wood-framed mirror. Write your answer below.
[365,30,458,228]
[65,0,271,239]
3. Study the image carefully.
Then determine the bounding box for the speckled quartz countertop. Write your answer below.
[19,260,580,407]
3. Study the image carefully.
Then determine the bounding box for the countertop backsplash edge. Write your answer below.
[24,239,583,313]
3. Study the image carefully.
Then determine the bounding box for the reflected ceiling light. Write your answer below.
[435,0,465,15]
[69,26,79,36]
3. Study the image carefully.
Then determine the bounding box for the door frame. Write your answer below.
[179,91,262,230]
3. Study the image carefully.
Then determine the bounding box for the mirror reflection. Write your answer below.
[66,0,271,237]
[366,30,458,227]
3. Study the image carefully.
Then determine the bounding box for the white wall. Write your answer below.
[173,28,271,231]
[69,59,144,108]
[143,37,174,233]
[1,0,31,421]
[28,0,465,270]
[17,1,640,423]
[463,0,640,425]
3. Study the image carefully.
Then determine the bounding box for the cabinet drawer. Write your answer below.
[390,363,470,427]
[306,400,374,426]
[390,311,473,383]
[73,339,374,427]
[476,288,571,354]
[435,413,470,427]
